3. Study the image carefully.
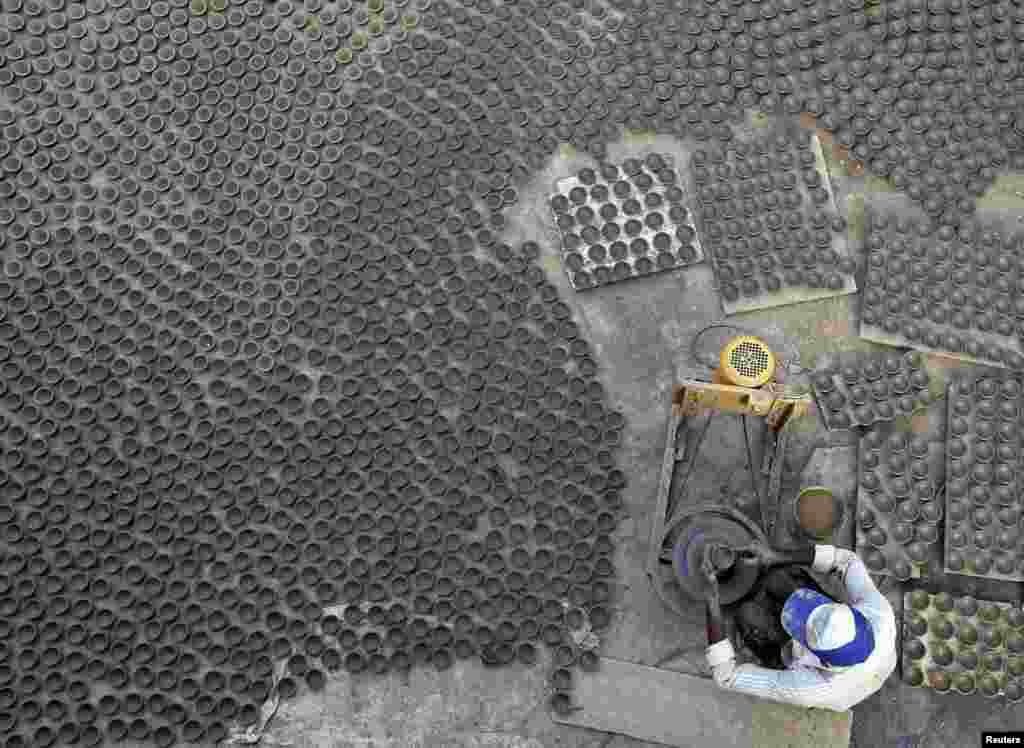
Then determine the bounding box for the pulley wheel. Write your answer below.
[650,504,765,619]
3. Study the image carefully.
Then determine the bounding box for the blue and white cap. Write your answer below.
[781,588,874,668]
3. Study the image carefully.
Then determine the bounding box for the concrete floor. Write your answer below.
[259,130,1024,747]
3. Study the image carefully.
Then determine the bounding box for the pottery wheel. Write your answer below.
[670,509,763,605]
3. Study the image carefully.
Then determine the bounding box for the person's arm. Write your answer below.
[703,542,844,710]
[703,554,726,646]
[744,542,892,621]
[706,651,840,709]
[812,545,891,614]
[812,545,898,707]
[737,542,815,569]
[702,551,838,710]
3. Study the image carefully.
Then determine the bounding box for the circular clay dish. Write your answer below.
[794,487,842,539]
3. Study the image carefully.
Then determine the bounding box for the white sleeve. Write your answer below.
[812,545,891,616]
[705,639,840,710]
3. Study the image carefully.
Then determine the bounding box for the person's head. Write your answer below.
[781,588,874,668]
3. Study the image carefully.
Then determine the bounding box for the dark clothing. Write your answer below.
[731,566,825,669]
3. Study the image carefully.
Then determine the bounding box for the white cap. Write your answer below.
[806,603,857,651]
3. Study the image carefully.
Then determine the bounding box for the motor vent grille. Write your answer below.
[720,336,775,387]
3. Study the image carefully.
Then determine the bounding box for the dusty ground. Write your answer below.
[259,130,1024,748]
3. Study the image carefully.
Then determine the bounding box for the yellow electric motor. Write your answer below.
[716,335,776,388]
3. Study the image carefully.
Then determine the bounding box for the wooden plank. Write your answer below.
[860,325,1014,371]
[553,657,851,748]
[721,280,857,316]
[554,657,751,748]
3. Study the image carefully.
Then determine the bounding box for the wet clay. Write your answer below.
[798,491,835,537]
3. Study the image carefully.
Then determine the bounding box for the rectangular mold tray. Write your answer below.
[810,350,932,431]
[855,423,945,580]
[858,206,1024,370]
[550,153,704,291]
[691,129,858,315]
[901,590,1024,700]
[943,376,1024,581]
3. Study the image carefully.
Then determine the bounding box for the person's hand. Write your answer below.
[701,548,722,609]
[736,542,779,569]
